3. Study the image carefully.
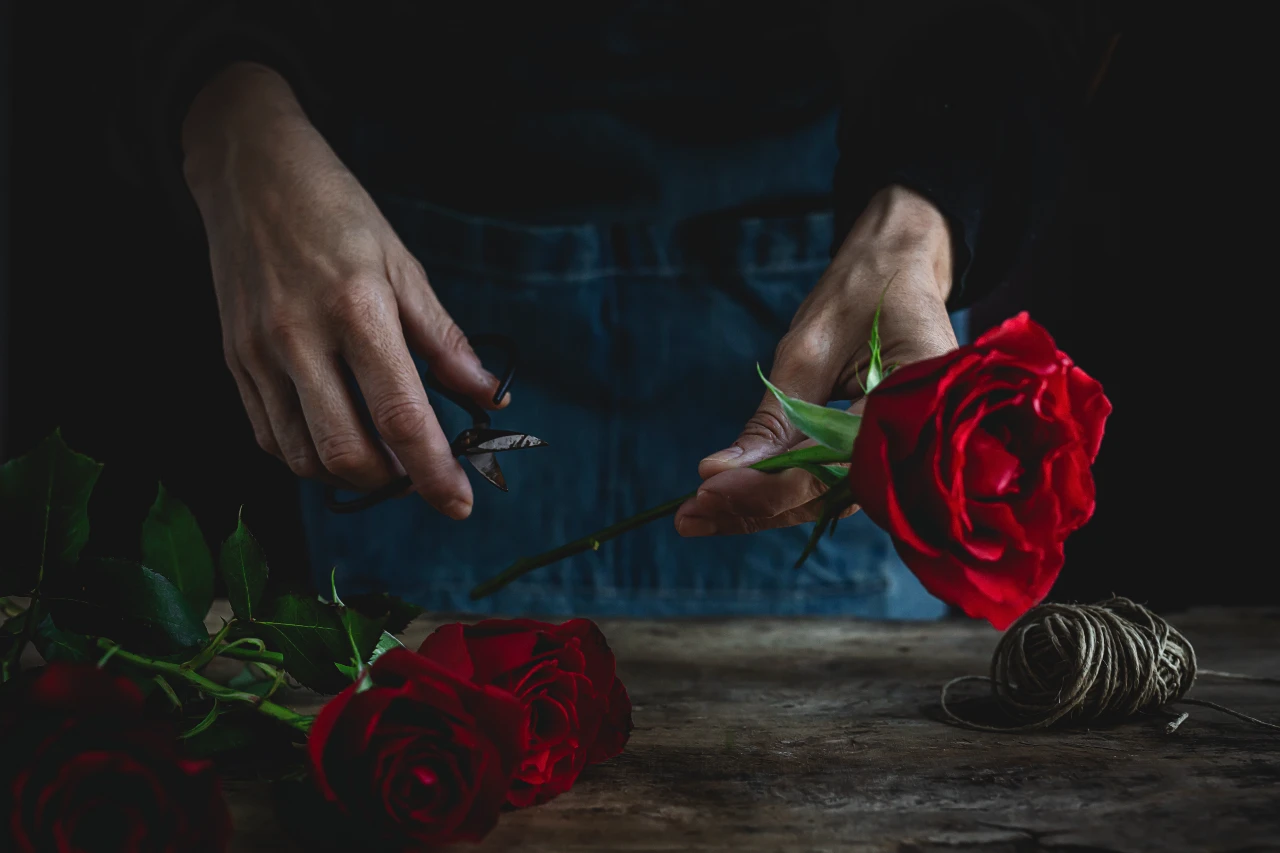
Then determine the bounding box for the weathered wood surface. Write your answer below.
[225,607,1280,852]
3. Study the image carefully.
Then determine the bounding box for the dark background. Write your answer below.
[3,8,1271,612]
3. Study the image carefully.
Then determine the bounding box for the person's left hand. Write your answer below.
[674,185,960,538]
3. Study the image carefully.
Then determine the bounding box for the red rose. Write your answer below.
[307,647,525,847]
[1,663,231,853]
[418,618,633,807]
[851,313,1111,629]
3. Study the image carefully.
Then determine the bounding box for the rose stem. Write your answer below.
[95,639,312,734]
[469,490,697,599]
[215,645,286,667]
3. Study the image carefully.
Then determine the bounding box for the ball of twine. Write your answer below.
[940,596,1280,733]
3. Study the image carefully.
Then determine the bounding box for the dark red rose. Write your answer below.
[307,647,525,847]
[850,313,1111,629]
[418,618,633,808]
[1,663,231,853]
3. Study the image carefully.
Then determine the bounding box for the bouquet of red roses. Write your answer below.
[0,435,632,851]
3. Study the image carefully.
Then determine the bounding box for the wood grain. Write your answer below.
[221,606,1280,852]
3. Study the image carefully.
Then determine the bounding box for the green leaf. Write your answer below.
[794,463,846,488]
[141,484,215,619]
[370,631,404,663]
[341,593,422,636]
[756,366,860,456]
[42,559,209,657]
[219,514,268,622]
[31,614,96,663]
[861,277,894,395]
[749,443,851,472]
[329,570,389,675]
[0,431,102,596]
[255,594,352,694]
[344,610,387,665]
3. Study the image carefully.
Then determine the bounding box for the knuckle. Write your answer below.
[434,320,469,356]
[329,276,389,324]
[260,310,309,355]
[284,448,321,479]
[372,396,430,445]
[405,256,428,283]
[776,326,830,365]
[314,431,376,478]
[741,409,792,446]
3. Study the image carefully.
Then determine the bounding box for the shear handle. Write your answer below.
[323,334,520,514]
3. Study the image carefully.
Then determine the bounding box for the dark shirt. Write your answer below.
[122,1,1122,309]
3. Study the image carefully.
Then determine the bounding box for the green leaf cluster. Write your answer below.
[0,430,424,754]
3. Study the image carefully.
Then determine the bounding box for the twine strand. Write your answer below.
[940,597,1280,734]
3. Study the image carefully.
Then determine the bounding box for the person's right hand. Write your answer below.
[182,63,504,520]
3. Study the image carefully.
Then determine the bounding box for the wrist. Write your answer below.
[181,62,312,194]
[839,184,955,302]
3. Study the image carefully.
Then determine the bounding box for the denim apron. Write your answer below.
[299,118,967,620]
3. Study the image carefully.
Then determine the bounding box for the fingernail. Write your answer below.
[701,446,743,466]
[677,516,717,537]
[443,498,473,520]
[695,489,731,514]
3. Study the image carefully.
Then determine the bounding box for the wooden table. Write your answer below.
[225,607,1280,852]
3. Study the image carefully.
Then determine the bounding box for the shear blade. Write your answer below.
[466,452,508,491]
[471,430,549,454]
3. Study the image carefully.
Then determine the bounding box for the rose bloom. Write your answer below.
[419,618,633,807]
[1,663,231,853]
[308,647,525,847]
[851,313,1111,629]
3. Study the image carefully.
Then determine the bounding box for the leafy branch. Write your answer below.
[0,431,426,756]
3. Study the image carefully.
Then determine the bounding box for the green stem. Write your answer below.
[96,639,311,734]
[469,445,852,601]
[184,619,235,672]
[216,645,285,667]
[469,490,697,600]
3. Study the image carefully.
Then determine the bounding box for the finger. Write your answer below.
[674,467,824,537]
[339,286,473,519]
[393,257,509,409]
[253,365,336,485]
[285,345,397,491]
[228,360,280,458]
[695,496,862,537]
[674,473,861,537]
[699,328,842,478]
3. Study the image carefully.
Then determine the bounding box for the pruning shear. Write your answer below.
[324,333,548,514]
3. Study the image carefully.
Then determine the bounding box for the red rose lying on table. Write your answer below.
[418,617,633,806]
[0,663,231,853]
[309,618,633,845]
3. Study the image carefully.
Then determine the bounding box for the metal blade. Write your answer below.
[466,452,508,491]
[469,429,549,454]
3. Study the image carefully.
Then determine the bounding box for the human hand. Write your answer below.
[182,63,505,519]
[675,185,959,537]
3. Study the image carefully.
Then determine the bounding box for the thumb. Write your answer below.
[699,337,835,479]
[399,276,509,410]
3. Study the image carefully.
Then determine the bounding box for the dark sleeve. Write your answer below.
[111,1,335,225]
[829,1,1126,310]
